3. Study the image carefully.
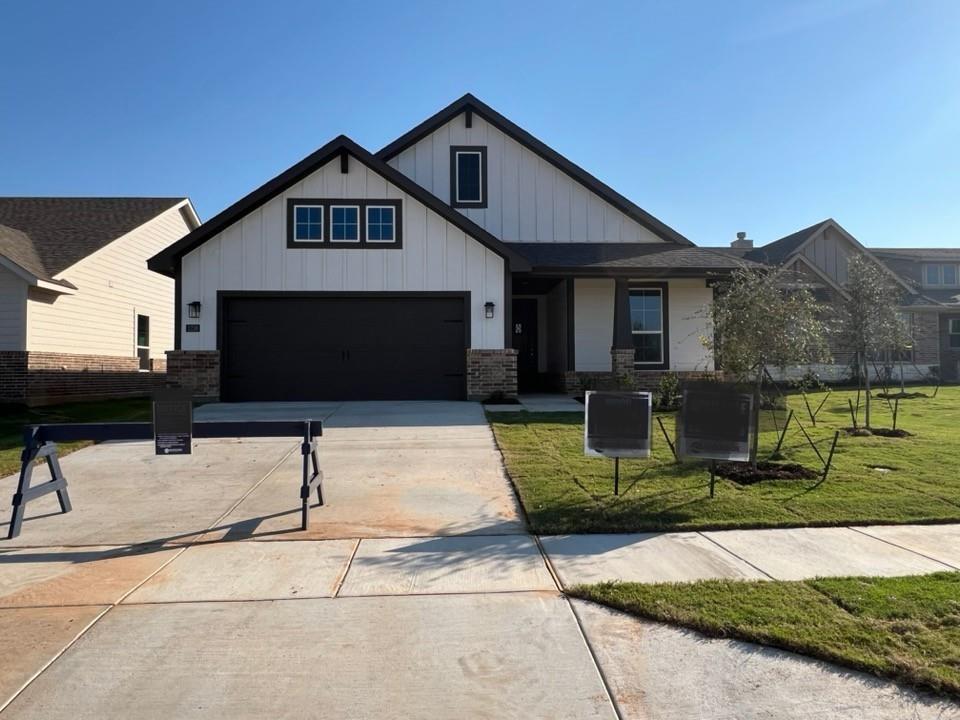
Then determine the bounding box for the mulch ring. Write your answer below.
[715,461,819,485]
[844,427,913,438]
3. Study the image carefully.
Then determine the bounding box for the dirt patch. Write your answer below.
[844,427,913,438]
[875,391,928,399]
[715,461,819,485]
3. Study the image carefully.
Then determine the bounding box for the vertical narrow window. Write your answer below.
[330,205,359,242]
[450,146,487,208]
[950,319,960,349]
[136,314,150,371]
[293,205,323,241]
[366,206,395,242]
[925,264,941,286]
[942,264,958,286]
[629,288,664,365]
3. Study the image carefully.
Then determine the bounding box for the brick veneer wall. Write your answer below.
[563,369,720,394]
[466,349,517,400]
[165,350,220,401]
[0,351,166,405]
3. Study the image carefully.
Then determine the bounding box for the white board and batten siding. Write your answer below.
[387,113,667,245]
[25,204,190,358]
[179,157,505,351]
[0,265,27,350]
[573,278,713,373]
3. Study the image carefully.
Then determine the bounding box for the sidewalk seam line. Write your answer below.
[564,597,625,720]
[532,535,564,592]
[846,526,959,571]
[697,532,776,580]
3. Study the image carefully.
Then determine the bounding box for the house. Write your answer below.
[148,94,754,402]
[719,219,958,382]
[0,197,199,404]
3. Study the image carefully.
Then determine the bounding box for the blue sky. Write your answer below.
[2,0,958,247]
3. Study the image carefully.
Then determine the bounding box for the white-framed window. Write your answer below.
[136,314,150,371]
[629,288,664,366]
[330,205,360,242]
[950,318,960,349]
[366,205,395,243]
[923,263,960,287]
[451,146,486,208]
[293,204,323,242]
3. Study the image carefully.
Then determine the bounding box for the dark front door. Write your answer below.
[512,298,539,391]
[220,295,467,401]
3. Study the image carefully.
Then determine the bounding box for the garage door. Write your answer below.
[220,295,467,401]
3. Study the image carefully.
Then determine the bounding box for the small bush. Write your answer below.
[654,372,682,410]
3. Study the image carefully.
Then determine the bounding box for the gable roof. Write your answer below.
[744,219,830,265]
[509,242,761,275]
[0,197,186,282]
[148,135,530,276]
[375,93,694,247]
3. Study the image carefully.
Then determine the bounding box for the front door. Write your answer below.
[512,298,539,392]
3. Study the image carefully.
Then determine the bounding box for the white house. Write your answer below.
[0,197,198,404]
[149,95,753,401]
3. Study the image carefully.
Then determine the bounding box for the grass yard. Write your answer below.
[0,398,152,478]
[488,385,960,533]
[572,573,960,699]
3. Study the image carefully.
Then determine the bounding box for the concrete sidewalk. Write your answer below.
[540,523,960,587]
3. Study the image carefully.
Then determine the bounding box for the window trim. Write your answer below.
[329,204,361,243]
[629,283,670,371]
[292,203,324,243]
[365,204,396,243]
[135,313,150,372]
[949,318,960,350]
[449,146,488,208]
[285,199,402,249]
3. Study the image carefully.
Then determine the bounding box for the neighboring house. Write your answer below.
[717,218,957,382]
[148,93,753,402]
[0,198,199,404]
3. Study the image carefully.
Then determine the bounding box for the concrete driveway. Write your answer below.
[1,401,956,718]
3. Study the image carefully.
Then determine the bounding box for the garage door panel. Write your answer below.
[220,296,467,401]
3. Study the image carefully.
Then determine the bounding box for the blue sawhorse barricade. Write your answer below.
[6,420,322,540]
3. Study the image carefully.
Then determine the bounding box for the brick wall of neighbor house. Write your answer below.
[0,351,28,402]
[466,349,517,400]
[0,351,166,405]
[165,350,220,400]
[563,369,719,394]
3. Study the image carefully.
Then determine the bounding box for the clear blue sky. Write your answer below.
[3,0,958,247]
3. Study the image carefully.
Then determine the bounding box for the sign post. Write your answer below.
[584,391,652,495]
[153,388,193,455]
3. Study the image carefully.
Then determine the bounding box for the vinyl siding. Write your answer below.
[801,226,858,285]
[387,112,667,244]
[25,204,189,357]
[179,156,506,350]
[573,278,713,372]
[0,265,27,350]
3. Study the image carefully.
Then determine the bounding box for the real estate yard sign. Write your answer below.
[676,384,756,462]
[153,388,193,455]
[584,391,652,459]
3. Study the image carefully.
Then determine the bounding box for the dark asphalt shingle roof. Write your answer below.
[0,197,184,280]
[508,242,763,272]
[744,219,830,265]
[872,248,960,260]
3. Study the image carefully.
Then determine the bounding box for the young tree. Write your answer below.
[836,255,912,429]
[703,267,831,465]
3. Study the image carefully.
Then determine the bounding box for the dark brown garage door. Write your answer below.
[220,295,467,401]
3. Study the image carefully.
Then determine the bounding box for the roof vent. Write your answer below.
[731,231,753,249]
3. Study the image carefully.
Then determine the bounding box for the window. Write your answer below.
[629,288,664,365]
[450,146,487,208]
[293,205,323,241]
[950,319,960,349]
[136,314,150,371]
[924,263,960,287]
[330,205,359,242]
[366,206,395,242]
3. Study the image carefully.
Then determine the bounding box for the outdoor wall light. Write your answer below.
[187,301,202,319]
[484,302,496,319]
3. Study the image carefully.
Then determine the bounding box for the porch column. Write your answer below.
[611,278,635,378]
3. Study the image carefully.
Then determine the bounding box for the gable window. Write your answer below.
[330,205,359,242]
[950,319,960,349]
[629,287,665,366]
[366,205,395,242]
[924,263,960,287]
[136,314,150,371]
[293,205,323,241]
[450,146,487,208]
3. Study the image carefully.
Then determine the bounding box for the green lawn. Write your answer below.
[488,386,960,533]
[572,573,960,699]
[0,398,153,478]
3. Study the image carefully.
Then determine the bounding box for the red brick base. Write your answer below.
[165,350,220,401]
[0,351,166,406]
[466,349,518,401]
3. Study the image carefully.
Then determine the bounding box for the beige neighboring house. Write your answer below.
[0,197,199,405]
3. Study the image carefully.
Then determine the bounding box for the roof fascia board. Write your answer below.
[0,255,75,294]
[521,266,740,278]
[376,94,694,247]
[148,137,529,276]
